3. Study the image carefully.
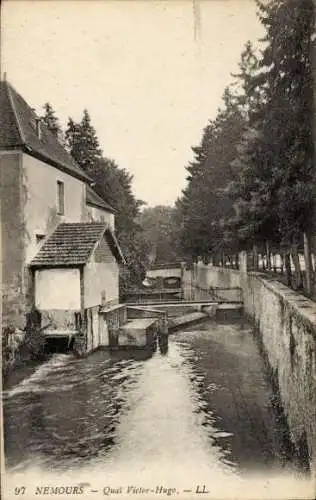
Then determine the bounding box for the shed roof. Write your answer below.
[0,80,91,183]
[30,223,125,267]
[86,185,116,213]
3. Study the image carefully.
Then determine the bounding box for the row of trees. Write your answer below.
[177,0,316,294]
[42,104,150,297]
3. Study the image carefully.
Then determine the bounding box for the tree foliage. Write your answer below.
[230,0,315,250]
[41,102,62,133]
[177,0,315,281]
[139,205,183,264]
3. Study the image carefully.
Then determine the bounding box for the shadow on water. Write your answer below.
[108,343,158,362]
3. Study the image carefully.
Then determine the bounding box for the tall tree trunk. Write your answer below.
[303,232,313,295]
[284,252,292,286]
[272,253,277,273]
[221,252,225,267]
[310,0,316,293]
[253,245,259,269]
[266,241,271,271]
[261,252,266,270]
[291,245,303,290]
[279,252,284,275]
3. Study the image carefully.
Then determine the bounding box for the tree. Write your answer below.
[229,0,315,288]
[139,205,183,264]
[177,75,251,263]
[65,110,103,175]
[41,102,62,133]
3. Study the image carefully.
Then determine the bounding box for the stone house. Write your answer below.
[0,78,126,350]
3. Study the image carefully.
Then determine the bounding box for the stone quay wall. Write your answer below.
[186,259,316,474]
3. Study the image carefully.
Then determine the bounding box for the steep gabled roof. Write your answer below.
[86,185,116,214]
[0,80,91,183]
[30,222,125,267]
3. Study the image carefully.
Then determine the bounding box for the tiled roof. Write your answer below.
[86,185,116,213]
[30,223,106,266]
[106,228,126,265]
[0,80,91,183]
[30,222,126,267]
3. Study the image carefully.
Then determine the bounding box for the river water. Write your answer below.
[2,319,315,499]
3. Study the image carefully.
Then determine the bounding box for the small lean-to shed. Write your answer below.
[30,222,125,316]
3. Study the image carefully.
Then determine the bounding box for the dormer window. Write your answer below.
[57,180,65,215]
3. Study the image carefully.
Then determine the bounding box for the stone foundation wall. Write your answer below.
[1,152,26,329]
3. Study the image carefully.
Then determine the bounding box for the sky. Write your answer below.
[1,0,264,207]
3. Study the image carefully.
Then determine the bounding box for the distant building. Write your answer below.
[0,78,125,349]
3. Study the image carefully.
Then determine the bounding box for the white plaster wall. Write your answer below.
[85,204,115,230]
[84,261,119,308]
[22,154,86,263]
[35,268,80,310]
[92,311,99,350]
[100,316,110,346]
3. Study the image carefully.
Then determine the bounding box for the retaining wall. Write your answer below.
[241,272,316,472]
[190,261,316,474]
[183,263,242,301]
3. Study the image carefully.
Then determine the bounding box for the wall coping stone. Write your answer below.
[248,272,316,340]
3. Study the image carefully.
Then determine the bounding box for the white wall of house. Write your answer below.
[35,268,81,310]
[84,204,115,230]
[22,153,86,263]
[84,262,119,308]
[84,237,119,308]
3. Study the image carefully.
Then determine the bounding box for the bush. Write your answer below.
[2,325,17,376]
[2,324,46,378]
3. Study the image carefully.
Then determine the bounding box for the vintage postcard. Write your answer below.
[1,0,316,499]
